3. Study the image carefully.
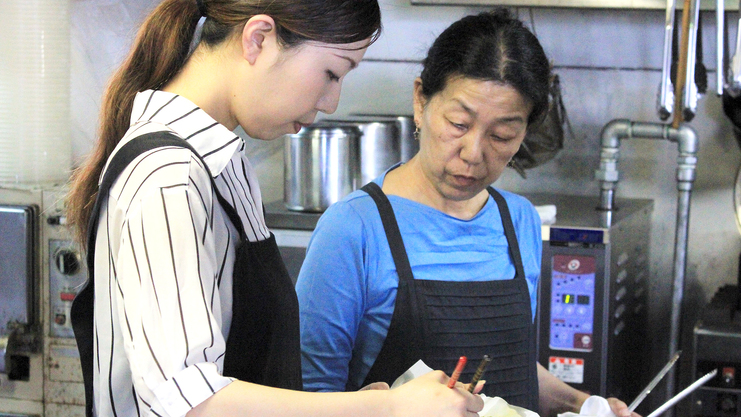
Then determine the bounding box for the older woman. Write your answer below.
[296,9,636,417]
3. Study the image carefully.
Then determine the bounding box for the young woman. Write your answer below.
[66,1,484,416]
[297,9,637,417]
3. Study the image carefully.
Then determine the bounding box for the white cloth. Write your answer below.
[92,90,268,417]
[558,396,616,417]
[535,204,557,225]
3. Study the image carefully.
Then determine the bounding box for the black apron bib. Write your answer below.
[360,182,539,411]
[71,131,301,417]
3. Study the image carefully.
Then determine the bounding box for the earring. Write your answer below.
[413,127,420,140]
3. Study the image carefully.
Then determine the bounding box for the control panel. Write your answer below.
[48,239,85,339]
[549,255,596,352]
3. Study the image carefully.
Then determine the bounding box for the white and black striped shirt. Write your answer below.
[92,90,268,417]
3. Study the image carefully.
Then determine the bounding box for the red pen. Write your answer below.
[447,356,467,388]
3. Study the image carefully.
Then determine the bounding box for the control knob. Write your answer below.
[55,249,80,275]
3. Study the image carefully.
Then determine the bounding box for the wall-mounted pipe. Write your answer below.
[594,119,698,405]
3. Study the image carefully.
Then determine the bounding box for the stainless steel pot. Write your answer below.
[352,114,418,162]
[283,123,361,212]
[334,119,400,184]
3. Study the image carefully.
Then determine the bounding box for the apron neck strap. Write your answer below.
[361,182,415,283]
[486,187,526,280]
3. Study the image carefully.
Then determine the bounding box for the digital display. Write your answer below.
[560,294,591,304]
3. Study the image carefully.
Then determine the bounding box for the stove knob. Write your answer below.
[55,249,80,275]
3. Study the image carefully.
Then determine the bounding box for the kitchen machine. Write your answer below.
[0,185,86,417]
[691,283,741,417]
[527,193,653,403]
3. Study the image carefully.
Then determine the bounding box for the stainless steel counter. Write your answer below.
[264,193,654,234]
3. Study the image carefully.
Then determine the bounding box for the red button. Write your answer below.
[60,292,76,302]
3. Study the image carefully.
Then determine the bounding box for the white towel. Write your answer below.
[535,205,557,225]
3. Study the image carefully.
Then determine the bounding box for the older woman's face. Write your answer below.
[413,76,532,202]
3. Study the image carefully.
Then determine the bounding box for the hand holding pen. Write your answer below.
[468,355,492,393]
[447,356,467,388]
[447,355,490,393]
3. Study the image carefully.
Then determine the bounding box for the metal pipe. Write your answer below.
[665,124,699,404]
[594,120,698,405]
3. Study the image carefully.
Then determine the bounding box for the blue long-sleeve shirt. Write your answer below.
[296,172,542,392]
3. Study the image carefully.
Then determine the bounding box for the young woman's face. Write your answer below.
[239,39,369,140]
[414,76,533,202]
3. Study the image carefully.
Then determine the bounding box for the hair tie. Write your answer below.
[195,0,207,17]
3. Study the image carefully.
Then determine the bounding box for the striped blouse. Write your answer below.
[92,90,268,417]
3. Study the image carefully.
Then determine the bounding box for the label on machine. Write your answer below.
[548,356,585,384]
[549,255,596,352]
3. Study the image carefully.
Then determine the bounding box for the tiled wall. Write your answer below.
[71,0,740,410]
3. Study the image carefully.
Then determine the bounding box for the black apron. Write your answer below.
[71,131,301,417]
[360,182,539,411]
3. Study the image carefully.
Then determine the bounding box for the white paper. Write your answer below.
[390,359,433,388]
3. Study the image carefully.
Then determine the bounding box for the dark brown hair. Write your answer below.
[67,0,381,248]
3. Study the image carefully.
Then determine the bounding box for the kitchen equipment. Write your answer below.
[283,123,362,212]
[722,0,741,135]
[690,262,741,417]
[717,0,725,97]
[322,118,401,185]
[681,0,703,122]
[352,114,419,163]
[658,0,677,119]
[672,0,692,127]
[682,0,707,122]
[533,193,653,405]
[628,351,682,412]
[0,185,87,416]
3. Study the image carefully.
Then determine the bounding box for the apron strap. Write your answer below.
[486,187,526,281]
[360,182,415,283]
[71,130,245,417]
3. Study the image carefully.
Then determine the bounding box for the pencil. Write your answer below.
[467,355,492,393]
[447,356,467,388]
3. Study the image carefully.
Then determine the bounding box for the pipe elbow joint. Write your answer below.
[600,119,633,148]
[675,125,699,155]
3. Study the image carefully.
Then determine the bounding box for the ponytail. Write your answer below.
[67,0,202,249]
